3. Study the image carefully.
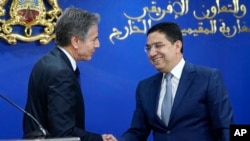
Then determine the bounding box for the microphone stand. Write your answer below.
[0,94,48,138]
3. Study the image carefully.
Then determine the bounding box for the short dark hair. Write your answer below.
[147,22,183,53]
[55,7,100,47]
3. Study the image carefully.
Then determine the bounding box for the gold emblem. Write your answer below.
[0,0,62,44]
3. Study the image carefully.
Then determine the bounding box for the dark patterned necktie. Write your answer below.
[75,66,80,83]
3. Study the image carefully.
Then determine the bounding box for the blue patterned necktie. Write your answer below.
[161,73,173,126]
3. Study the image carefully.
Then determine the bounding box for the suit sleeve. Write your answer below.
[47,70,102,141]
[207,69,234,141]
[121,81,151,141]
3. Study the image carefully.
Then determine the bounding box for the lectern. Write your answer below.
[0,137,80,141]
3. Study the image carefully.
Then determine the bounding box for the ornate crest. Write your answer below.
[0,0,62,44]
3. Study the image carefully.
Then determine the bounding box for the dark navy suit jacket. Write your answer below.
[121,61,233,141]
[23,47,102,141]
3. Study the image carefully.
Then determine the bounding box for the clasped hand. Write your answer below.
[102,134,118,141]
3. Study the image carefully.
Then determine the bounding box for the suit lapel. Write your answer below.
[169,62,196,122]
[152,73,164,113]
[150,73,170,127]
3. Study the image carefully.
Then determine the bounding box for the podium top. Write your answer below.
[0,137,80,141]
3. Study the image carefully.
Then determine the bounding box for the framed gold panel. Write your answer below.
[0,0,62,44]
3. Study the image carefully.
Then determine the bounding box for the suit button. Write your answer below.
[166,130,171,134]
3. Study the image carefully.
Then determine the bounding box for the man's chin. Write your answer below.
[153,65,164,71]
[81,56,92,61]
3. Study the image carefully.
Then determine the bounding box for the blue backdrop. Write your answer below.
[0,0,250,140]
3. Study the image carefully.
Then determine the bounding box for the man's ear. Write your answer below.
[71,36,79,49]
[175,40,182,52]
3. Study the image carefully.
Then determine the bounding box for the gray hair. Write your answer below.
[55,7,100,47]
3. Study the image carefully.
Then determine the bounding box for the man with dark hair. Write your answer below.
[120,22,234,141]
[23,7,117,141]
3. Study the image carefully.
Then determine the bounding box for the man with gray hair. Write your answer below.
[23,7,117,141]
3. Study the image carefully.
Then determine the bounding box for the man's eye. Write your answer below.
[145,47,151,51]
[155,44,163,48]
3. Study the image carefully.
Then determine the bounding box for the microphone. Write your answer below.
[0,93,48,138]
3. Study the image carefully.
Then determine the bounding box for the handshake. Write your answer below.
[102,134,118,141]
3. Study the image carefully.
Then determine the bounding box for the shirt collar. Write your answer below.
[163,58,185,80]
[57,46,77,71]
[171,58,185,79]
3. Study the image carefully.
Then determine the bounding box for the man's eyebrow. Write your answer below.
[146,41,164,47]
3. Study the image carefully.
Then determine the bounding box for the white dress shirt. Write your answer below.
[157,58,185,119]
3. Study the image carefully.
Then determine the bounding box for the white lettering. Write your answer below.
[234,129,247,136]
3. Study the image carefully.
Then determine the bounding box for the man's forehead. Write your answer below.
[147,32,166,43]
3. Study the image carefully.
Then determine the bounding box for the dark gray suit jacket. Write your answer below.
[23,47,102,141]
[121,61,234,141]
